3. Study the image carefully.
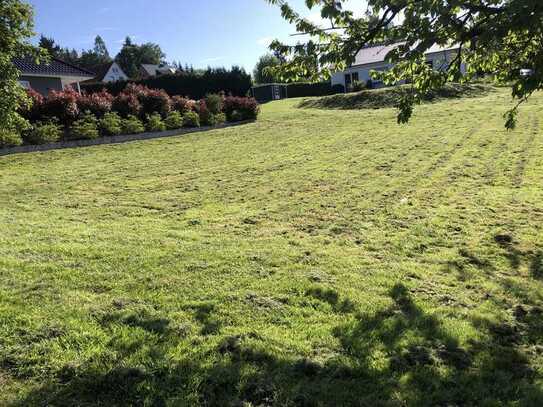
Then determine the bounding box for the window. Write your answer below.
[351,72,359,82]
[18,80,30,89]
[426,60,434,69]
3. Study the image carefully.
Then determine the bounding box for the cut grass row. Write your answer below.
[0,86,542,405]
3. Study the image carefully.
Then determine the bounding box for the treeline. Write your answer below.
[82,67,252,100]
[38,35,167,78]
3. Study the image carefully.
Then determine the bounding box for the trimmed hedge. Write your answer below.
[286,82,345,98]
[82,67,252,100]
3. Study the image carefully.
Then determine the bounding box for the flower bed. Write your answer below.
[4,85,260,149]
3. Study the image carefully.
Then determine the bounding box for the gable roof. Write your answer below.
[140,63,176,76]
[140,64,159,76]
[13,56,95,78]
[352,42,459,67]
[87,62,115,82]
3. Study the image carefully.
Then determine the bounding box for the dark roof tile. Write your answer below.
[13,56,95,77]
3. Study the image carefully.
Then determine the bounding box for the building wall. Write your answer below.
[331,49,466,90]
[103,63,128,83]
[20,75,62,95]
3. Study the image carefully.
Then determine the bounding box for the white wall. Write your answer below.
[331,49,465,90]
[103,63,128,83]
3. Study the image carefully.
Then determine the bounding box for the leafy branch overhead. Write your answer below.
[265,0,543,128]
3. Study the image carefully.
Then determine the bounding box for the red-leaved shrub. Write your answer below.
[223,96,260,121]
[112,92,141,118]
[78,90,113,118]
[171,96,194,114]
[140,88,171,117]
[42,88,80,125]
[117,84,171,117]
[198,99,212,125]
[19,88,44,122]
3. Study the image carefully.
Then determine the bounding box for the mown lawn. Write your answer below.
[1,87,543,406]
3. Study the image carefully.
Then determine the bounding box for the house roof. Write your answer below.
[13,56,95,78]
[140,64,159,76]
[140,63,176,76]
[352,42,459,67]
[87,62,115,82]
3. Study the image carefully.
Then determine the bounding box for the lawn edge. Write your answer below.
[0,120,255,157]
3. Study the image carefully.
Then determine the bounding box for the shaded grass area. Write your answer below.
[1,87,543,405]
[298,82,492,110]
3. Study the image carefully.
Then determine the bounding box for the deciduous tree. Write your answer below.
[266,0,543,128]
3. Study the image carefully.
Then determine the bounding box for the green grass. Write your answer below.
[1,87,543,406]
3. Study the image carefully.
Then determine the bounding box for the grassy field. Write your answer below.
[1,87,543,406]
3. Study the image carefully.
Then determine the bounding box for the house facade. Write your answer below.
[89,61,129,83]
[14,56,95,95]
[331,43,466,90]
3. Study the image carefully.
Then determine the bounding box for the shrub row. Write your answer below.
[3,86,260,148]
[81,66,252,100]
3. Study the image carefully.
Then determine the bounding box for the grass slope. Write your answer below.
[1,88,543,406]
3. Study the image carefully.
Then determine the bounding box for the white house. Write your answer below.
[331,43,466,90]
[84,61,129,84]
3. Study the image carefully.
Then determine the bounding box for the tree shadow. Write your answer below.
[494,233,543,280]
[12,284,543,406]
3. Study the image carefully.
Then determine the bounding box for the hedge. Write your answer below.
[82,67,252,100]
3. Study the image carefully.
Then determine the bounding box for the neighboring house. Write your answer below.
[14,56,95,95]
[331,43,466,90]
[139,63,177,78]
[83,61,129,84]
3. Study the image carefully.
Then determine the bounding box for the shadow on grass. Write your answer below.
[494,233,543,281]
[298,83,491,111]
[12,284,543,406]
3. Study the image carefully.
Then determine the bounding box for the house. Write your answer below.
[14,56,95,95]
[139,63,177,78]
[331,43,466,90]
[83,61,129,84]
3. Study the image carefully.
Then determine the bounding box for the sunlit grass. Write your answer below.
[1,87,542,405]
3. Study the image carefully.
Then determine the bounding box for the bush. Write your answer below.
[183,111,200,128]
[164,111,183,130]
[0,130,23,148]
[140,88,171,117]
[223,96,259,121]
[19,88,44,122]
[286,82,338,98]
[146,113,166,132]
[112,92,141,118]
[42,88,80,125]
[121,115,145,134]
[215,113,226,125]
[70,112,100,140]
[99,112,123,136]
[331,84,345,94]
[204,93,223,114]
[24,122,63,145]
[198,99,213,126]
[352,80,366,92]
[171,95,194,114]
[82,66,252,100]
[78,90,113,118]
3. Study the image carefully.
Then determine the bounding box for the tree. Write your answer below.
[253,54,282,84]
[266,0,543,129]
[115,37,165,78]
[78,36,112,69]
[38,35,60,56]
[0,0,43,140]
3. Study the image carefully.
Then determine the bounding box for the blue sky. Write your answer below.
[28,0,341,72]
